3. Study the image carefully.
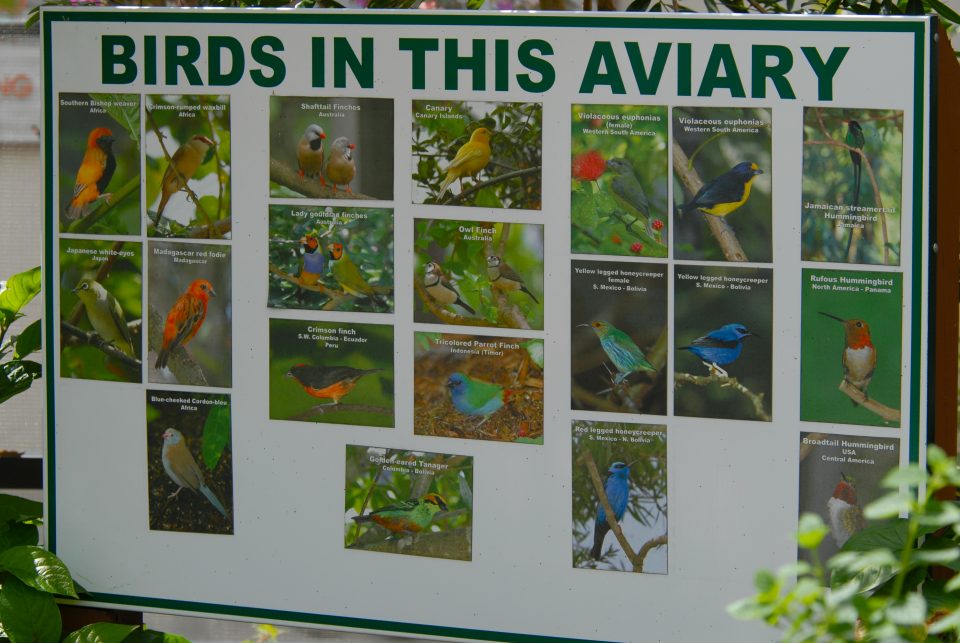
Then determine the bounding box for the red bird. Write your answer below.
[65,127,116,220]
[155,279,217,370]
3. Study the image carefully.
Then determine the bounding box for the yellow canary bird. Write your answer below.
[71,277,135,356]
[297,124,325,181]
[154,135,216,220]
[437,127,492,198]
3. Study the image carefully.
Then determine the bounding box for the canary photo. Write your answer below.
[267,205,394,313]
[269,319,394,428]
[59,239,142,383]
[413,218,543,330]
[571,104,668,258]
[672,106,772,263]
[571,420,667,574]
[344,445,473,561]
[148,241,232,388]
[58,92,141,235]
[800,268,902,428]
[269,96,393,200]
[412,99,542,210]
[413,332,543,444]
[674,265,773,422]
[571,260,667,416]
[146,390,233,535]
[798,433,899,577]
[145,94,231,239]
[801,107,904,266]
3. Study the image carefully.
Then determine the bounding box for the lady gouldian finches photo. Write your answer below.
[297,124,325,181]
[155,278,216,370]
[65,127,116,220]
[487,255,539,304]
[679,161,763,218]
[72,278,135,357]
[155,135,216,220]
[161,428,228,519]
[298,233,325,287]
[423,261,475,315]
[437,127,492,198]
[324,136,356,193]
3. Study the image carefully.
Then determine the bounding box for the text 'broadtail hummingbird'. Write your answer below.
[819,311,876,401]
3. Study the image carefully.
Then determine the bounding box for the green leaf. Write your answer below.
[466,0,485,8]
[63,624,140,643]
[926,0,960,23]
[0,267,41,318]
[881,464,925,488]
[202,404,231,471]
[864,490,913,519]
[14,320,41,359]
[89,94,141,145]
[886,594,926,625]
[0,521,40,551]
[797,512,829,549]
[0,359,42,405]
[841,521,908,552]
[0,545,78,597]
[0,493,43,525]
[124,629,191,643]
[923,579,960,613]
[0,576,61,643]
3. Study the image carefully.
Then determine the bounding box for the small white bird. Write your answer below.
[297,124,325,181]
[161,427,227,518]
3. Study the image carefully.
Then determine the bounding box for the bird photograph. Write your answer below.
[266,205,395,313]
[674,265,773,422]
[799,268,902,427]
[413,332,543,443]
[797,432,899,574]
[672,106,772,263]
[571,420,667,574]
[412,99,542,209]
[344,445,472,561]
[58,238,142,383]
[570,103,668,258]
[413,218,543,330]
[146,391,233,534]
[269,318,394,428]
[268,95,394,200]
[148,241,232,388]
[58,92,141,235]
[145,94,230,239]
[571,260,667,416]
[800,107,904,266]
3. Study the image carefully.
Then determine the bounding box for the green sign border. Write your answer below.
[42,10,929,642]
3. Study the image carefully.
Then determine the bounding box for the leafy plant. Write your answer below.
[729,445,960,642]
[0,267,42,405]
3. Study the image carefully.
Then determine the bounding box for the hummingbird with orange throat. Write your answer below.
[819,311,876,402]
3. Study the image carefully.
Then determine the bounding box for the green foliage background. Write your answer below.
[412,99,542,209]
[59,239,142,382]
[58,92,140,235]
[145,94,231,238]
[800,269,902,427]
[269,319,394,428]
[413,219,543,328]
[571,104,668,258]
[268,205,395,312]
[801,107,903,266]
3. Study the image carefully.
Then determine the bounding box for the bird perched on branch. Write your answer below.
[487,255,539,304]
[286,363,382,406]
[679,323,755,378]
[352,493,448,536]
[446,371,513,427]
[323,136,356,193]
[155,279,216,370]
[606,157,650,218]
[591,461,631,560]
[298,233,326,287]
[679,161,763,218]
[297,124,325,181]
[328,242,386,308]
[72,278,135,357]
[161,427,227,519]
[580,320,655,385]
[819,311,876,403]
[155,134,216,221]
[437,127,492,198]
[65,127,116,220]
[423,261,475,315]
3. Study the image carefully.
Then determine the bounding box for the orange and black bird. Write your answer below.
[285,363,382,406]
[65,127,117,220]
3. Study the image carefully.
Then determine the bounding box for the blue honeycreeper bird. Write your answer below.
[591,461,631,560]
[680,323,755,377]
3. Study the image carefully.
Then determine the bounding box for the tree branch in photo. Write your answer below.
[66,240,128,326]
[837,380,901,424]
[673,143,749,262]
[441,166,541,205]
[269,158,375,200]
[581,451,639,570]
[65,174,139,234]
[146,107,216,227]
[290,404,392,422]
[413,279,497,327]
[674,371,771,422]
[60,320,141,370]
[147,305,208,387]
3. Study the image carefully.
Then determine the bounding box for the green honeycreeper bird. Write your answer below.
[580,320,656,385]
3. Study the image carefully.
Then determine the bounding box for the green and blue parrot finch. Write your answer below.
[72,277,135,356]
[846,120,865,207]
[679,161,764,218]
[580,320,656,385]
[446,371,512,425]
